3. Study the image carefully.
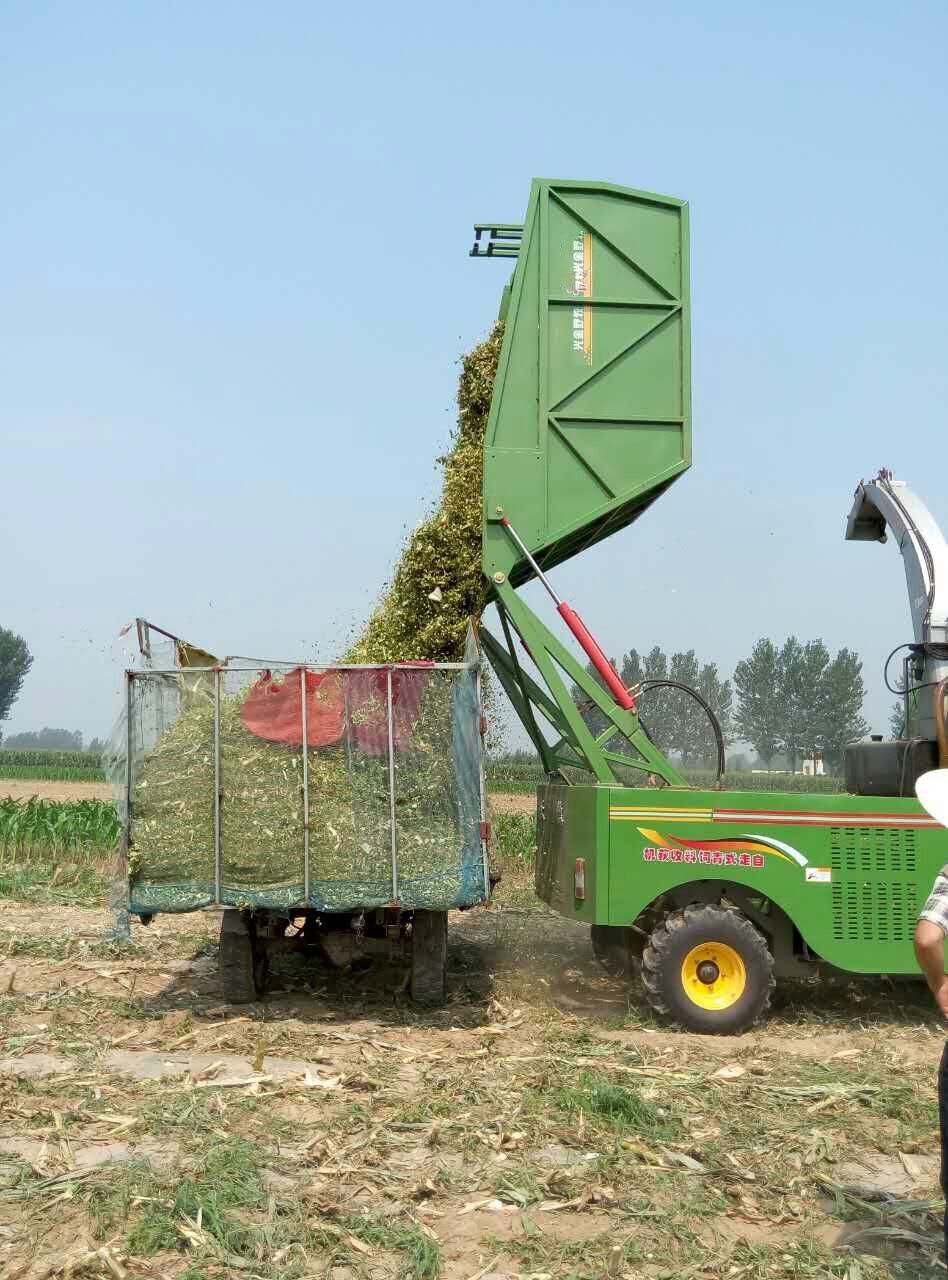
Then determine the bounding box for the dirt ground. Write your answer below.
[0,880,946,1279]
[488,793,535,817]
[0,780,113,803]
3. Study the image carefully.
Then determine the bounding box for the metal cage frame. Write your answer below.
[121,660,489,911]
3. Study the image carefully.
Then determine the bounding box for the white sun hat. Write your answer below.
[916,769,948,830]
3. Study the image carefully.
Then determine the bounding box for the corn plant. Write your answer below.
[0,798,120,855]
[0,749,102,768]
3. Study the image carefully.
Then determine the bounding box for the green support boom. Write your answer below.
[474,179,691,785]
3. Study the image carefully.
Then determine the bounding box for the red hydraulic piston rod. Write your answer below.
[499,516,636,712]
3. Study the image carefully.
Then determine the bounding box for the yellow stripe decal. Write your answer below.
[609,806,713,815]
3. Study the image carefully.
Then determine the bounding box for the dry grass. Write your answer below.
[0,858,945,1279]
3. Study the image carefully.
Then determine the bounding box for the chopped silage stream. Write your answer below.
[128,325,504,911]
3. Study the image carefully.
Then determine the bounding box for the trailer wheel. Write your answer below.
[410,910,447,1005]
[218,911,271,1003]
[590,925,638,978]
[641,905,774,1034]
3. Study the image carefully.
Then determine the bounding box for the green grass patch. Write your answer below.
[0,933,144,959]
[538,1071,680,1142]
[329,1214,442,1278]
[493,812,535,870]
[89,1138,267,1260]
[0,852,108,907]
[491,1229,642,1277]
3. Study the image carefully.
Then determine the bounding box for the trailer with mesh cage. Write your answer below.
[107,623,490,1004]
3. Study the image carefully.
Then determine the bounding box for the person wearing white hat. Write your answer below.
[913,768,948,1261]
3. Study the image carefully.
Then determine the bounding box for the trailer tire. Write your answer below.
[641,905,774,1035]
[410,910,447,1005]
[218,911,270,1003]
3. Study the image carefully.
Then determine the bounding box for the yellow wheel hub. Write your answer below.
[680,942,746,1010]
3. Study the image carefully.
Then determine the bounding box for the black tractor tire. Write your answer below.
[218,911,271,1003]
[641,905,774,1035]
[410,910,447,1005]
[590,925,638,978]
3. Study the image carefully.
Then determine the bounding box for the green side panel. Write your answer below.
[535,785,943,976]
[483,179,691,586]
[535,782,606,923]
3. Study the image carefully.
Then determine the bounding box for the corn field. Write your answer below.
[0,749,105,782]
[0,798,120,854]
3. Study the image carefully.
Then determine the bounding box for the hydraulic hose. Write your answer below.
[574,678,727,784]
[882,641,948,696]
[635,680,727,785]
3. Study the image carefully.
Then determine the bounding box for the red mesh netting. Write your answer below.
[240,666,433,757]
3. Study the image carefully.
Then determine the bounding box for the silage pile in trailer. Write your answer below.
[123,324,503,913]
[126,668,481,912]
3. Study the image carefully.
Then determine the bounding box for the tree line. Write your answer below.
[0,727,106,753]
[573,648,733,766]
[572,636,869,773]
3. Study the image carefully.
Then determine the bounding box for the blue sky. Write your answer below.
[2,1,946,746]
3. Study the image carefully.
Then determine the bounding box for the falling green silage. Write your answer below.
[345,323,503,664]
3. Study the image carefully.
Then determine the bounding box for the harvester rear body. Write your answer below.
[477,179,948,1033]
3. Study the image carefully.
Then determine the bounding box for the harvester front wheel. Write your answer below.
[219,910,271,1003]
[410,910,447,1005]
[641,905,773,1034]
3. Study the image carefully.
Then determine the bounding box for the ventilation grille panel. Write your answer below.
[830,826,917,943]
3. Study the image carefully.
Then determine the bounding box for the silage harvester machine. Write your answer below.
[473,179,948,1033]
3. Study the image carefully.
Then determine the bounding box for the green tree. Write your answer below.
[819,649,869,770]
[736,636,869,773]
[0,628,32,738]
[624,646,676,755]
[573,647,732,768]
[890,699,906,739]
[734,639,782,768]
[668,651,701,761]
[695,660,734,760]
[657,653,734,766]
[779,637,831,772]
[888,672,906,739]
[571,647,675,749]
